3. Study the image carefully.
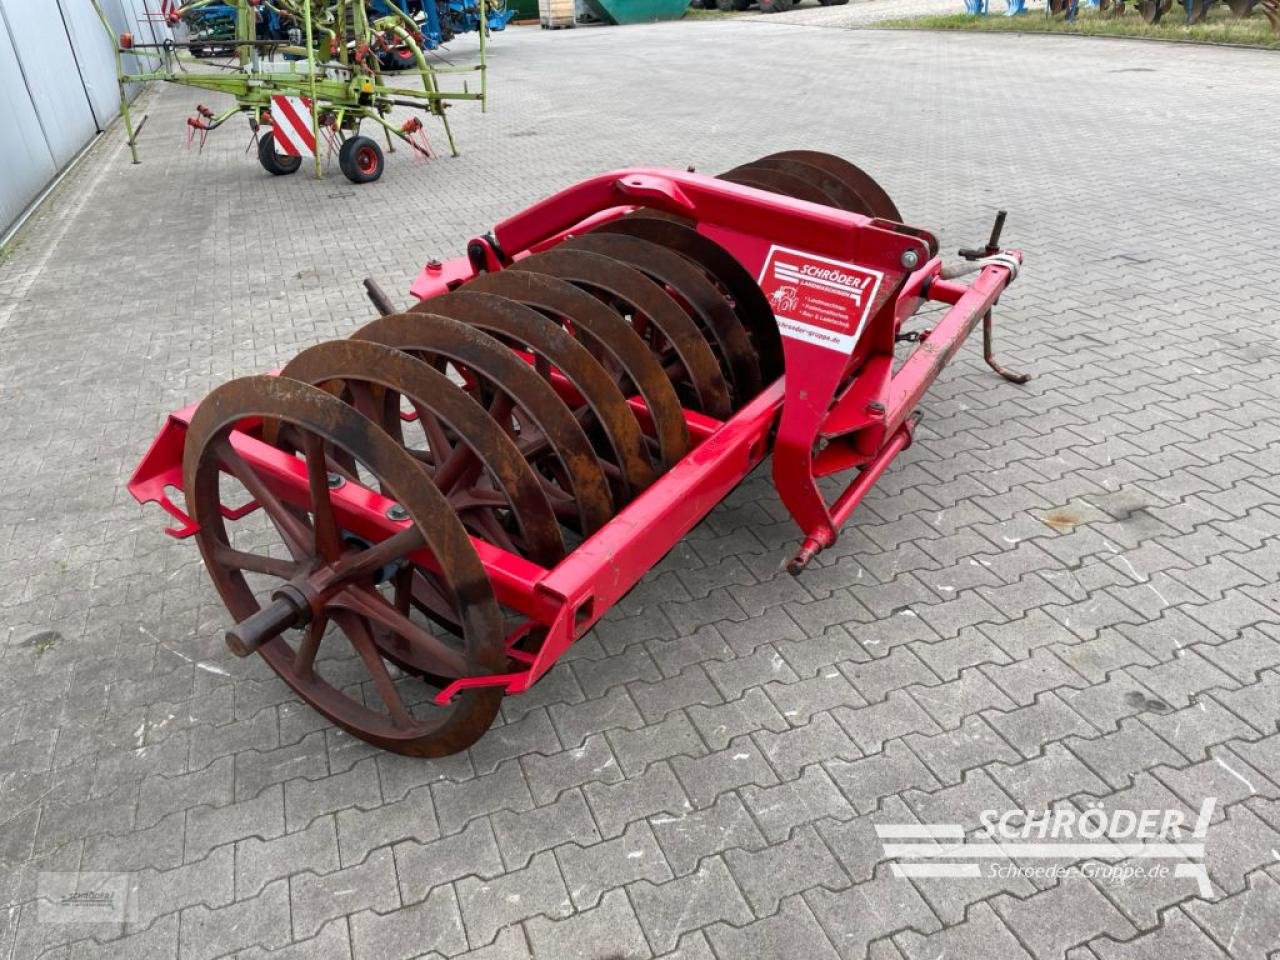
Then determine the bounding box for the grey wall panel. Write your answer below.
[0,10,58,234]
[60,0,119,127]
[3,0,99,168]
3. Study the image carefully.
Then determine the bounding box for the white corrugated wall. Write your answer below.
[0,0,154,237]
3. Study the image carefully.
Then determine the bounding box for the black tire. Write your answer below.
[759,0,794,11]
[257,132,302,176]
[338,136,385,184]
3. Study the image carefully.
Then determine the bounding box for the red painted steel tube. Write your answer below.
[491,169,927,277]
[787,421,915,575]
[884,259,1019,436]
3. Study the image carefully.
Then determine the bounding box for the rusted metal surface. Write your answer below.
[463,270,691,471]
[183,375,505,756]
[279,339,567,567]
[412,290,659,504]
[760,150,903,222]
[508,247,732,419]
[351,310,616,536]
[593,216,784,382]
[720,164,840,208]
[563,233,765,411]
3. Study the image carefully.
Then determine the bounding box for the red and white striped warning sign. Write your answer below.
[269,95,316,157]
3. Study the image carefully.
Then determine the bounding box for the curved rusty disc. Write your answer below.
[594,217,783,383]
[720,166,839,208]
[463,270,690,473]
[739,156,874,215]
[561,233,764,410]
[351,310,615,535]
[413,289,657,503]
[509,248,732,420]
[758,150,902,221]
[184,375,504,757]
[280,339,566,569]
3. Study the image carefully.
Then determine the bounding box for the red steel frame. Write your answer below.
[129,168,1021,704]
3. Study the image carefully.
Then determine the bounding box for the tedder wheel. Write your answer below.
[1226,0,1252,14]
[184,376,505,756]
[257,132,302,176]
[1139,0,1165,20]
[339,136,385,184]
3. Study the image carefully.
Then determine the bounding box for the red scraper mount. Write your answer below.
[129,151,1031,756]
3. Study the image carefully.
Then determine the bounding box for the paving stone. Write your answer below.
[491,788,601,871]
[237,918,352,960]
[650,791,766,876]
[284,757,381,833]
[290,846,400,940]
[394,817,504,903]
[896,902,1031,960]
[570,645,662,701]
[834,689,942,755]
[828,738,942,815]
[237,814,339,899]
[335,784,436,867]
[907,668,1017,729]
[521,734,623,806]
[469,708,563,777]
[740,764,856,843]
[557,820,672,910]
[584,760,692,839]
[178,878,291,960]
[456,850,573,947]
[908,629,1006,684]
[549,692,645,750]
[991,743,1111,811]
[753,710,862,780]
[725,823,848,916]
[670,734,778,809]
[986,692,1098,759]
[1067,718,1191,790]
[431,760,534,836]
[992,875,1136,960]
[816,796,919,885]
[1090,909,1230,960]
[629,856,753,954]
[628,667,723,725]
[136,756,231,830]
[706,894,841,960]
[606,711,707,778]
[1183,868,1280,958]
[524,887,651,960]
[685,688,789,751]
[186,783,285,862]
[231,732,330,804]
[905,714,1021,785]
[132,843,235,925]
[807,866,941,960]
[67,913,179,960]
[349,885,467,960]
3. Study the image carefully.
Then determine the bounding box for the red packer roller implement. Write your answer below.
[129,152,1030,756]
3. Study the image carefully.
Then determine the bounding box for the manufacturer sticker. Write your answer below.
[756,245,884,354]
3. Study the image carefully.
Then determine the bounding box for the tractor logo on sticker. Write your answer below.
[770,285,799,313]
[757,245,885,355]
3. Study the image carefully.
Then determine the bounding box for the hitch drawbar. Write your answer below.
[129,151,1030,757]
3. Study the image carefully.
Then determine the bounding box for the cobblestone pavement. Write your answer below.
[2,17,1279,960]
